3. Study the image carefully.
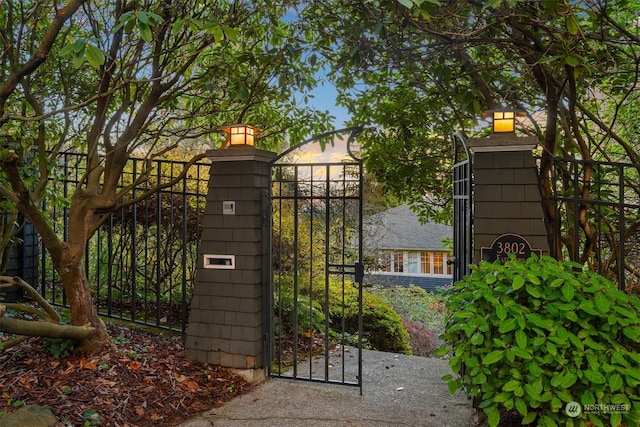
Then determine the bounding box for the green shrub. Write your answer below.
[368,284,448,336]
[274,284,326,334]
[437,255,640,427]
[326,279,412,354]
[280,276,412,354]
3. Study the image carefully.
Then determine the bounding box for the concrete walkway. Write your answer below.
[179,349,474,426]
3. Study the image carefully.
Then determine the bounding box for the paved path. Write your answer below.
[180,349,474,426]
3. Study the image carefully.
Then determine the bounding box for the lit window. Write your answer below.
[421,252,431,274]
[433,253,444,274]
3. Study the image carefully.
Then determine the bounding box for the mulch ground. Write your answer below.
[0,323,252,426]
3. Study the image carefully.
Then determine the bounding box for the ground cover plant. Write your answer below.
[437,255,640,427]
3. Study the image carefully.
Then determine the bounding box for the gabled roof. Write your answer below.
[363,205,452,251]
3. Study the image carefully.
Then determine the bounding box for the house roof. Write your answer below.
[363,204,452,251]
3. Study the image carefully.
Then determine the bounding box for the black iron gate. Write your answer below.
[270,127,364,392]
[452,132,473,283]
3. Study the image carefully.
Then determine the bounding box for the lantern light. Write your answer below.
[486,108,526,134]
[220,124,260,148]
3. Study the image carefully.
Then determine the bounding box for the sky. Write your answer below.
[307,77,351,129]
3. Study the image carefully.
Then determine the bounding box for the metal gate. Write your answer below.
[270,127,364,392]
[452,132,473,283]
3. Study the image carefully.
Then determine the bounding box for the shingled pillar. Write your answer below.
[467,135,550,263]
[185,146,275,383]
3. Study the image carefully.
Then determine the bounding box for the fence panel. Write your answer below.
[541,156,640,292]
[39,152,210,333]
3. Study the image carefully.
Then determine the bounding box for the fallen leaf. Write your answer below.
[80,359,97,370]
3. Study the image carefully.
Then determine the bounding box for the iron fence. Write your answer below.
[540,155,640,292]
[39,152,210,333]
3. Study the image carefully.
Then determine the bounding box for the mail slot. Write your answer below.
[203,254,236,269]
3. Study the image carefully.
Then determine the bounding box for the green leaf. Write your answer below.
[470,333,485,345]
[397,0,414,8]
[565,54,582,67]
[525,284,541,298]
[610,412,622,427]
[498,318,517,333]
[136,10,150,24]
[85,44,105,69]
[512,276,525,290]
[72,51,85,69]
[138,21,152,42]
[521,411,537,424]
[482,350,504,365]
[222,26,240,43]
[503,379,521,392]
[483,0,503,9]
[526,274,541,285]
[609,373,623,392]
[527,361,542,378]
[515,397,528,416]
[594,293,611,313]
[515,330,527,348]
[71,38,85,53]
[496,305,507,320]
[566,15,580,35]
[447,379,459,395]
[623,326,640,340]
[561,283,575,301]
[583,370,606,384]
[487,407,500,427]
[511,346,532,360]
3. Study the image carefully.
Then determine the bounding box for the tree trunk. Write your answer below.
[58,254,111,354]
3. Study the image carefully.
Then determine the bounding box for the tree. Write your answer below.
[0,0,332,354]
[296,0,640,265]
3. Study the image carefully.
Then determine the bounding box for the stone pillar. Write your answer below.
[467,135,550,263]
[185,146,276,383]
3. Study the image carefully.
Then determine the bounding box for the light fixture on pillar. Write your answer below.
[486,108,526,134]
[220,124,260,148]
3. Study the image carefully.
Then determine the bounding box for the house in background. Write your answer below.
[363,204,453,292]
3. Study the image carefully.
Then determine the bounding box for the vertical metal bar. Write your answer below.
[292,166,299,378]
[308,165,314,380]
[156,161,162,326]
[131,159,138,324]
[618,166,625,290]
[324,164,331,383]
[573,160,580,262]
[275,167,284,374]
[107,215,114,317]
[341,165,348,384]
[357,156,364,395]
[182,171,189,333]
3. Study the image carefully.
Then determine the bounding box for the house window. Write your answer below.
[420,252,431,274]
[433,252,444,274]
[408,252,418,273]
[379,255,391,272]
[447,253,453,275]
[393,252,404,273]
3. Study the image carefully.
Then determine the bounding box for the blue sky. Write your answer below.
[307,78,351,129]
